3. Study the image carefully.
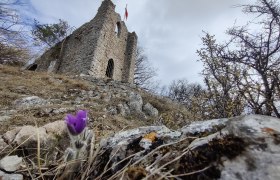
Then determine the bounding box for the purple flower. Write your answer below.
[65,110,87,135]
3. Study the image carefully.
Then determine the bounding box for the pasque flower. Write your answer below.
[61,110,93,179]
[65,110,87,135]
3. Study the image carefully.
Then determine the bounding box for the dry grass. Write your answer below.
[140,91,194,129]
[0,65,247,179]
[0,65,209,179]
[0,65,154,134]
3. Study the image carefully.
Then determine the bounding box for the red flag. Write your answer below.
[124,4,128,20]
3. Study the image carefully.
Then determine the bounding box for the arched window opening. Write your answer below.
[106,59,114,78]
[114,22,121,37]
[27,64,38,71]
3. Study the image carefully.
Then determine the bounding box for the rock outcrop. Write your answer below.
[1,114,279,179]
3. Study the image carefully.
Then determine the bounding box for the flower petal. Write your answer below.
[67,123,77,135]
[65,110,88,135]
[77,110,87,121]
[65,114,76,124]
[76,110,87,134]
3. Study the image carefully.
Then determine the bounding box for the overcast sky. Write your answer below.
[21,0,253,86]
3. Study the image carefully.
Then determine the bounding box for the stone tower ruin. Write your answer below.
[28,0,137,83]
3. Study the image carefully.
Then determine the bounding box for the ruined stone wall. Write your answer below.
[122,32,137,83]
[31,0,137,84]
[34,41,63,72]
[89,1,129,81]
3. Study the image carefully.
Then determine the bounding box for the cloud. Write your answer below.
[24,0,254,86]
[132,0,252,85]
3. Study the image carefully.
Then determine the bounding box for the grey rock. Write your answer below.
[0,171,23,180]
[100,125,181,148]
[100,125,181,172]
[81,90,87,96]
[74,97,82,104]
[0,110,17,116]
[2,121,69,160]
[88,90,94,96]
[3,127,22,144]
[123,104,131,115]
[227,114,280,139]
[143,103,158,117]
[188,130,228,150]
[0,156,22,172]
[100,115,280,179]
[102,92,112,102]
[0,137,8,152]
[50,99,63,104]
[43,120,66,136]
[91,92,101,100]
[37,107,71,117]
[114,93,121,98]
[0,116,11,122]
[119,85,127,90]
[13,126,48,148]
[128,92,143,113]
[106,106,118,115]
[13,96,49,109]
[117,103,130,116]
[117,104,126,116]
[182,115,280,180]
[52,107,70,114]
[181,118,228,135]
[220,151,280,180]
[219,115,280,180]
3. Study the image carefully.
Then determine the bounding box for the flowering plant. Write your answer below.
[60,110,93,179]
[65,110,87,135]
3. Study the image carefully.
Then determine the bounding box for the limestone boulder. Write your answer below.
[181,118,229,136]
[13,96,50,109]
[12,126,48,148]
[106,106,118,115]
[180,115,280,180]
[0,171,23,180]
[0,137,8,152]
[100,125,181,148]
[99,125,181,172]
[127,92,143,113]
[2,114,280,179]
[0,116,11,122]
[2,121,70,159]
[0,155,22,172]
[219,115,280,180]
[2,127,22,144]
[143,103,159,117]
[95,115,280,179]
[43,120,66,136]
[117,103,130,116]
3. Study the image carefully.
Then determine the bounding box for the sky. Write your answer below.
[20,0,253,86]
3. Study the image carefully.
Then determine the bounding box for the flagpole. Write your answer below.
[123,4,128,21]
[123,5,125,21]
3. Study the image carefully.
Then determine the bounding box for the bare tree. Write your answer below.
[134,46,158,91]
[0,0,30,65]
[32,19,72,47]
[198,0,280,118]
[164,79,212,120]
[197,34,245,118]
[167,79,202,104]
[0,0,22,33]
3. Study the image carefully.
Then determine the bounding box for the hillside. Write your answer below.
[0,65,189,138]
[1,65,280,179]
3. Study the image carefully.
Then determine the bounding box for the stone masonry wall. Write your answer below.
[31,0,137,84]
[123,32,137,83]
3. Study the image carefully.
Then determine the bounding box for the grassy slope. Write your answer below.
[0,65,192,140]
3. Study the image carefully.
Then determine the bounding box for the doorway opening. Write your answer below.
[105,59,114,78]
[27,64,38,71]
